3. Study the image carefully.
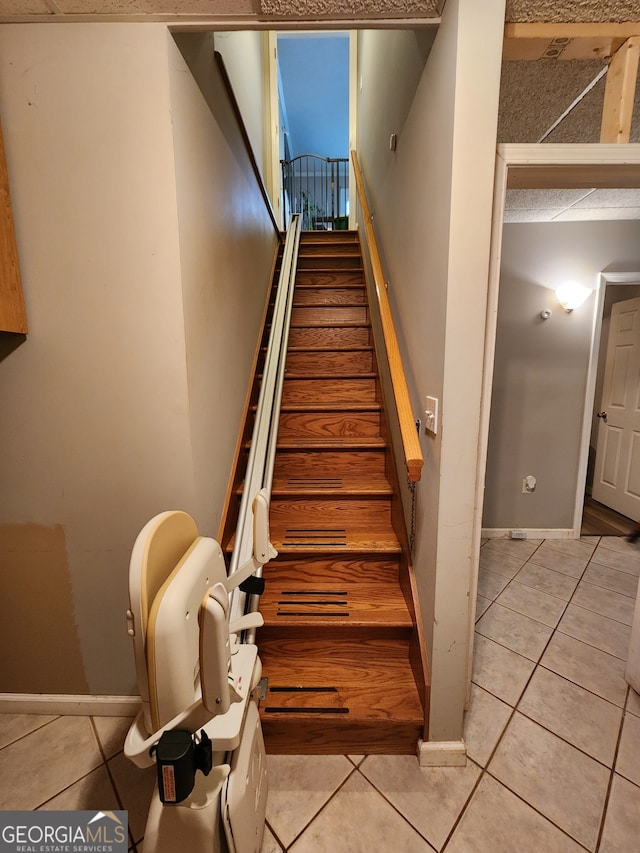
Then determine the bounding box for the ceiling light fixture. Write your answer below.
[555,281,591,312]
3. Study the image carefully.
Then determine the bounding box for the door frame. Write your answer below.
[477,143,640,539]
[586,279,640,521]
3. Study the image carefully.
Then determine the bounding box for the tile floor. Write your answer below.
[1,535,639,851]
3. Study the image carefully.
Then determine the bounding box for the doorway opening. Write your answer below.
[480,144,640,543]
[276,32,352,230]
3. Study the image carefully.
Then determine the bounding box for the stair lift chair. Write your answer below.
[124,495,274,852]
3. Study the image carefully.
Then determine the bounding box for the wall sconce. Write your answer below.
[555,281,591,312]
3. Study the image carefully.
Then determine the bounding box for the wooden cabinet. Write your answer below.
[0,115,27,334]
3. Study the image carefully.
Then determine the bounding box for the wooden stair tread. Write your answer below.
[294,271,365,287]
[239,472,391,496]
[225,529,400,555]
[260,580,411,627]
[269,472,392,495]
[275,436,386,448]
[269,370,377,379]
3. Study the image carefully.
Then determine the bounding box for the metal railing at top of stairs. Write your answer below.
[228,213,302,635]
[281,155,349,231]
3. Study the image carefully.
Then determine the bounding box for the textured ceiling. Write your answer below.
[260,0,439,17]
[0,0,638,21]
[0,0,440,20]
[505,1,640,24]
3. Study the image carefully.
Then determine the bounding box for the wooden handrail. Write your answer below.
[351,151,423,482]
[215,52,283,244]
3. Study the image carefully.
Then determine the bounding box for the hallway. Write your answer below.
[0,536,638,851]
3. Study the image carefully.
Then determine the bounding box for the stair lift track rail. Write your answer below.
[228,214,302,633]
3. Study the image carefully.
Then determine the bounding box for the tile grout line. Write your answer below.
[279,763,360,851]
[594,686,630,852]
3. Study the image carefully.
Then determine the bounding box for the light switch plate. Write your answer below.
[425,396,439,435]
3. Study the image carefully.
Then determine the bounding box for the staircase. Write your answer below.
[224,230,427,754]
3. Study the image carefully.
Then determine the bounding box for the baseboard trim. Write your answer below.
[482,528,575,540]
[0,694,141,717]
[417,739,466,767]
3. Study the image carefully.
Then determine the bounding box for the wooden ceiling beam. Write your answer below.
[503,22,640,61]
[600,37,640,143]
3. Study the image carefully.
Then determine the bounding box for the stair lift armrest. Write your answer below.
[229,612,264,635]
[125,699,211,769]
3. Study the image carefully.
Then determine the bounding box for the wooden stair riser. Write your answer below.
[298,244,361,258]
[274,450,386,478]
[270,498,393,530]
[277,411,381,440]
[294,271,365,288]
[296,255,363,270]
[282,378,376,406]
[258,637,422,753]
[259,624,411,642]
[285,350,374,375]
[293,287,367,307]
[288,326,371,349]
[259,719,421,755]
[299,230,358,243]
[260,555,401,584]
[291,306,368,327]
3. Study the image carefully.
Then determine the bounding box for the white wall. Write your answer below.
[0,23,277,696]
[214,31,266,177]
[357,0,505,743]
[484,220,640,531]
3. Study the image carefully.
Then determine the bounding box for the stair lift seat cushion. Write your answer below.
[146,536,228,732]
[129,510,199,734]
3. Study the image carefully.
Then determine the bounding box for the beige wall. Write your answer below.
[357,0,505,742]
[0,23,276,695]
[169,33,278,535]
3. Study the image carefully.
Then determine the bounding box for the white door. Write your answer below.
[592,295,640,520]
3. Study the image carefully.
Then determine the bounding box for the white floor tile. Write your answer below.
[38,765,120,811]
[572,580,635,626]
[515,563,579,600]
[0,713,58,750]
[360,754,480,851]
[92,716,133,760]
[591,544,640,577]
[599,773,640,853]
[265,754,353,848]
[582,563,638,598]
[463,684,512,768]
[489,712,609,850]
[445,773,585,853]
[495,580,567,627]
[0,715,102,810]
[471,633,536,706]
[557,603,632,660]
[518,666,622,766]
[540,631,628,707]
[289,771,436,852]
[616,711,640,787]
[528,543,589,578]
[475,603,553,662]
[479,548,526,579]
[477,568,510,601]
